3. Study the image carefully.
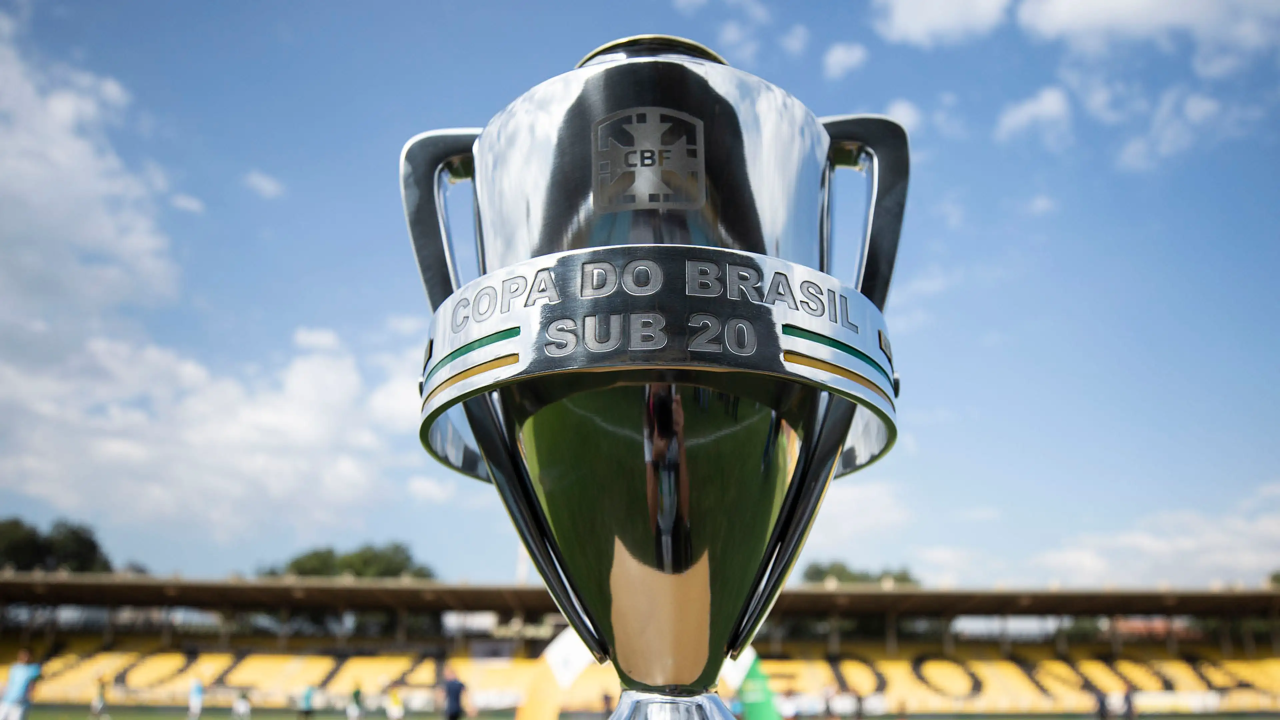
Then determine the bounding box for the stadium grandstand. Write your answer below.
[3,571,1279,716]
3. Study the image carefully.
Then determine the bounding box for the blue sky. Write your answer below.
[1,0,1278,587]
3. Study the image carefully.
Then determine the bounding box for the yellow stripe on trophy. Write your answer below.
[424,354,519,408]
[782,350,894,408]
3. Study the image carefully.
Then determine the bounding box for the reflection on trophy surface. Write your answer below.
[402,34,909,718]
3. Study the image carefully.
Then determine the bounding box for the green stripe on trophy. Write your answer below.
[424,326,521,387]
[781,324,892,386]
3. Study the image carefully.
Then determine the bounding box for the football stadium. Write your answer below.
[2,570,1278,719]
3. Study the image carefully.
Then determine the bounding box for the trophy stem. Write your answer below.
[609,690,737,720]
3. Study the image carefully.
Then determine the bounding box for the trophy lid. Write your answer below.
[577,35,728,68]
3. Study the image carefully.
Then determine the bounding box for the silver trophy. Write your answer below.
[402,36,908,719]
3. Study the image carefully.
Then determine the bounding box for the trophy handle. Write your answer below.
[400,129,482,311]
[401,129,494,481]
[726,120,910,656]
[401,130,613,661]
[821,115,910,313]
[724,395,857,658]
[462,394,612,663]
[823,117,907,477]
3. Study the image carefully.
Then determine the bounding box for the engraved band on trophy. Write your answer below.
[401,35,908,718]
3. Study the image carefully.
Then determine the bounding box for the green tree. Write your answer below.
[266,543,434,579]
[337,543,432,578]
[46,520,112,571]
[1271,569,1279,588]
[281,548,340,576]
[801,560,916,585]
[0,517,112,571]
[0,518,47,570]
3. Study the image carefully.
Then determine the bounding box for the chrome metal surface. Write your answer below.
[726,394,856,656]
[509,381,814,691]
[578,36,727,68]
[608,691,736,720]
[419,246,897,447]
[416,245,896,690]
[822,116,910,312]
[400,34,909,700]
[401,129,481,311]
[470,50,831,274]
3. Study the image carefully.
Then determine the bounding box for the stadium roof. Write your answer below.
[1,572,1277,617]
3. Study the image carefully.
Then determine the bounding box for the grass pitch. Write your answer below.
[27,711,518,720]
[28,709,1280,720]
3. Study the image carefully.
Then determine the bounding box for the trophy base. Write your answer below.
[609,691,736,720]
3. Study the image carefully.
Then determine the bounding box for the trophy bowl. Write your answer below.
[402,35,908,717]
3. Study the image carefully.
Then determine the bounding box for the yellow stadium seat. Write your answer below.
[32,648,148,704]
[1072,657,1127,693]
[223,654,335,707]
[147,653,235,705]
[7,635,1278,715]
[325,655,416,695]
[449,657,541,708]
[757,659,837,697]
[401,657,438,687]
[124,652,187,690]
[838,657,882,697]
[1220,656,1280,693]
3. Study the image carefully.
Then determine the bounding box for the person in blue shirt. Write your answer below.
[436,667,472,720]
[0,649,41,720]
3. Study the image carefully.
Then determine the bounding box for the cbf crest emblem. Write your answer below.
[593,107,705,213]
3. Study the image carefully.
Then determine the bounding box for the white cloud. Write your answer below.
[1017,0,1280,78]
[365,344,424,433]
[718,20,760,65]
[0,331,421,539]
[243,169,285,199]
[932,92,968,138]
[805,480,910,554]
[894,265,965,306]
[1116,87,1247,171]
[0,14,425,542]
[884,98,925,135]
[142,161,169,194]
[407,476,456,504]
[672,0,709,14]
[711,0,773,64]
[1184,92,1222,123]
[169,193,205,214]
[993,86,1073,150]
[725,0,771,25]
[1033,482,1280,587]
[823,42,868,80]
[779,24,809,56]
[1059,66,1148,125]
[0,12,177,340]
[872,0,1012,47]
[884,263,972,335]
[385,315,429,337]
[1026,193,1057,215]
[915,545,982,587]
[293,327,342,351]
